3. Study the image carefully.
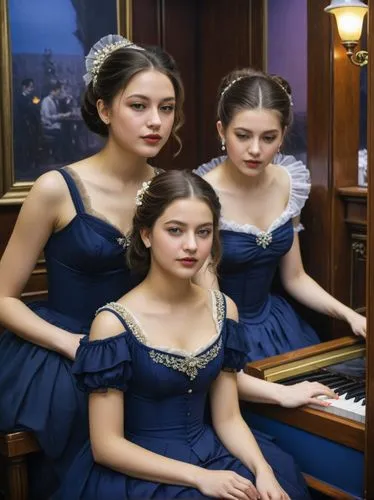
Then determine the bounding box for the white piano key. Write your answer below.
[309,394,366,423]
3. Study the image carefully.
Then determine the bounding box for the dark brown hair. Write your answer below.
[127,170,221,277]
[82,45,184,153]
[217,68,293,131]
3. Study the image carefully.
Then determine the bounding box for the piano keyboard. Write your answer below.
[310,393,365,423]
[281,368,366,424]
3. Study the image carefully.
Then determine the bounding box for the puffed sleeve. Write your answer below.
[222,319,250,372]
[72,333,132,393]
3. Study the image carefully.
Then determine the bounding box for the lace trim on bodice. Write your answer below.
[63,166,163,239]
[195,154,311,237]
[96,290,225,379]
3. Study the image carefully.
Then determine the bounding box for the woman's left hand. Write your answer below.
[346,311,366,339]
[279,381,338,409]
[255,467,290,500]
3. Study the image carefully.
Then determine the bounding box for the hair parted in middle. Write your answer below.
[127,170,222,277]
[217,68,293,131]
[82,43,185,154]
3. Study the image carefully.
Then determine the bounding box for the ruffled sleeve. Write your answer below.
[222,319,250,372]
[274,153,311,220]
[72,333,132,393]
[193,156,226,177]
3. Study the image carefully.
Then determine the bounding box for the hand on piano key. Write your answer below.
[309,392,366,423]
[281,369,366,422]
[280,381,338,408]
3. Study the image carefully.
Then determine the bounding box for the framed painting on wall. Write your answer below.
[0,0,131,203]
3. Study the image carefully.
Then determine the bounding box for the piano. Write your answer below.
[242,336,365,499]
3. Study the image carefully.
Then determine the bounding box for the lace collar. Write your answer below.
[194,154,310,236]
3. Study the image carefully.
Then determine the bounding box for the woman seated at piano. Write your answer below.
[194,68,366,403]
[61,170,311,500]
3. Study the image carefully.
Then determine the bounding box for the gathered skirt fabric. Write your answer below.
[0,301,89,478]
[239,294,320,361]
[60,428,310,500]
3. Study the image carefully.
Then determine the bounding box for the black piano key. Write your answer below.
[281,372,325,385]
[354,393,366,403]
[283,373,343,386]
[312,374,346,385]
[282,376,312,385]
[347,391,365,402]
[328,379,356,390]
[333,381,362,396]
[344,384,365,400]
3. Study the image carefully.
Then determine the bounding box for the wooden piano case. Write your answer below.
[243,337,365,498]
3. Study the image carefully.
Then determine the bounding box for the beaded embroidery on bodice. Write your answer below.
[96,290,225,380]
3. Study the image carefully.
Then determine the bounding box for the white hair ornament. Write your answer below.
[135,180,152,207]
[83,34,144,87]
[220,77,244,97]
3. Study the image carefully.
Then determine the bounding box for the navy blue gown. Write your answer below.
[0,167,137,488]
[60,291,310,499]
[196,155,320,360]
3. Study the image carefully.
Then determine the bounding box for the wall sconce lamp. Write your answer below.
[325,0,368,66]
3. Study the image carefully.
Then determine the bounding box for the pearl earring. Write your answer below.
[221,139,226,151]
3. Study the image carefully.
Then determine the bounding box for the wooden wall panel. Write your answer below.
[0,206,47,300]
[132,0,161,45]
[330,26,360,337]
[198,0,263,164]
[302,0,333,340]
[155,0,199,171]
[303,0,361,339]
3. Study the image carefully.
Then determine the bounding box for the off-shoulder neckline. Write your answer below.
[95,290,226,358]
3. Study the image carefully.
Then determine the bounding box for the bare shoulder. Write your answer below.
[90,309,127,341]
[203,164,223,188]
[223,294,238,321]
[63,157,94,176]
[28,170,69,206]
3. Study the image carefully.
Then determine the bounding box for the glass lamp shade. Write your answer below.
[325,0,368,43]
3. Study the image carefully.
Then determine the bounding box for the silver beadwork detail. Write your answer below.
[96,302,149,345]
[149,337,222,381]
[212,290,225,331]
[116,236,130,249]
[256,231,272,249]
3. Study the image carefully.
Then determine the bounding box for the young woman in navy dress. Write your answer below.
[0,35,184,498]
[195,68,365,399]
[61,169,310,500]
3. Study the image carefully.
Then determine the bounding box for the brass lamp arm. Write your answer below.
[342,42,368,66]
